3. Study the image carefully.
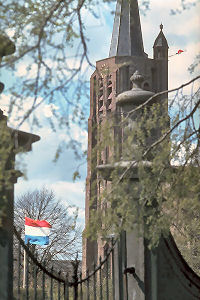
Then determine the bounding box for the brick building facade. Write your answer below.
[83,0,169,272]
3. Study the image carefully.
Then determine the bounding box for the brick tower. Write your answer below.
[83,0,168,272]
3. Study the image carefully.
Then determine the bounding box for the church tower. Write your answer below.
[83,0,169,272]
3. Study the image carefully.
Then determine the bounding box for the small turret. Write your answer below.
[153,24,169,59]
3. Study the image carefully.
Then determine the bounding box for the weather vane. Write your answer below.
[169,49,186,58]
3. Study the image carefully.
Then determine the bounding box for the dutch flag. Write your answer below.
[25,217,52,245]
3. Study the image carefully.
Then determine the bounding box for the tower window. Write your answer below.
[99,109,103,117]
[106,98,112,110]
[99,99,103,109]
[93,76,97,115]
[98,77,103,98]
[106,74,112,110]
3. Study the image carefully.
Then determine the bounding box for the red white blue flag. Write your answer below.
[25,217,52,245]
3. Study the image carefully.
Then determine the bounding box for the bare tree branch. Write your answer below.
[14,187,81,265]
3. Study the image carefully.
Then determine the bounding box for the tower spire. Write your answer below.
[153,24,169,59]
[109,0,145,57]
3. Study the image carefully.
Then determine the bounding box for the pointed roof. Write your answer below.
[153,24,169,48]
[109,0,145,57]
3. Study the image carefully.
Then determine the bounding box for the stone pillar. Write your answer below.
[0,34,40,300]
[97,70,155,299]
[0,34,16,300]
[117,71,155,300]
[97,70,200,299]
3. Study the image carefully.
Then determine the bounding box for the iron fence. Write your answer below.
[13,227,116,300]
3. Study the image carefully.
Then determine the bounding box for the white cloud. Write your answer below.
[15,63,32,78]
[44,104,59,118]
[0,93,43,132]
[57,116,88,151]
[175,13,200,37]
[5,28,15,38]
[68,206,78,216]
[50,180,85,207]
[14,57,93,90]
[168,41,200,90]
[15,62,43,79]
[0,93,87,150]
[171,143,198,166]
[78,208,85,219]
[0,94,10,114]
[15,179,85,213]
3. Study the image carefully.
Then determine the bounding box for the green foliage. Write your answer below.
[85,82,200,274]
[0,116,14,225]
[0,0,91,162]
[73,170,81,181]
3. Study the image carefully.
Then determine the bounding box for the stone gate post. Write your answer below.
[97,70,155,299]
[0,34,40,300]
[97,70,200,299]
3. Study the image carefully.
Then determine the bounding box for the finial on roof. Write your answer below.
[153,23,169,49]
[130,70,144,88]
[109,0,145,57]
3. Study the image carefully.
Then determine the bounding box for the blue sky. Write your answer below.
[1,0,199,229]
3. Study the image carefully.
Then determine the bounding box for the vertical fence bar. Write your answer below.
[50,267,53,300]
[86,269,90,300]
[63,283,65,300]
[64,274,69,300]
[73,260,78,300]
[118,236,123,300]
[42,268,45,300]
[99,257,103,300]
[73,282,78,300]
[57,272,60,300]
[33,264,37,300]
[111,239,115,300]
[14,237,118,300]
[105,250,109,300]
[93,264,97,300]
[80,273,83,300]
[123,231,128,300]
[17,238,21,300]
[25,249,29,300]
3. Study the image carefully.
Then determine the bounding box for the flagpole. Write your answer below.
[23,248,26,289]
[23,214,27,289]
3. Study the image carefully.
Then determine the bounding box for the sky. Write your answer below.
[1,0,200,229]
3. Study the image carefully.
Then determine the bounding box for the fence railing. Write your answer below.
[13,226,116,300]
